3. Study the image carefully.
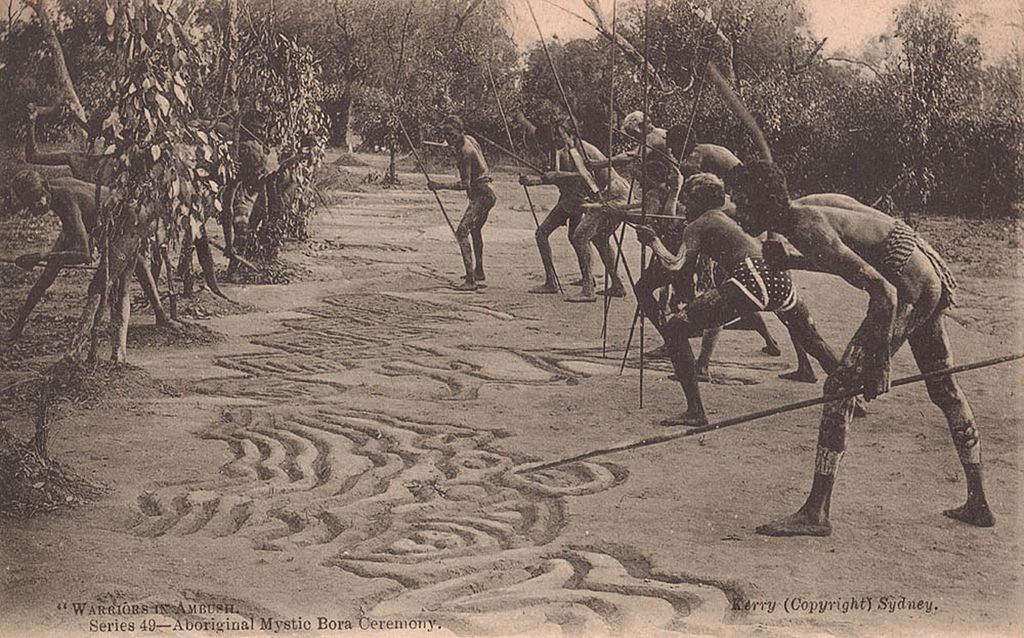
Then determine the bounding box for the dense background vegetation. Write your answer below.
[1,0,1020,219]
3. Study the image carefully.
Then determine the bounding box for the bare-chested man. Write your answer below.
[521,121,629,303]
[724,160,994,535]
[6,170,170,340]
[669,125,828,381]
[24,102,112,185]
[635,172,844,427]
[427,115,497,292]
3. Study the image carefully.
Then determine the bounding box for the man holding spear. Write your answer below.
[729,160,994,536]
[520,120,629,302]
[427,115,497,292]
[635,172,844,427]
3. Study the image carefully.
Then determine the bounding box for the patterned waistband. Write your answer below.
[881,220,958,308]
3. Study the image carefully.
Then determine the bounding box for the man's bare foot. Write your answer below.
[755,510,832,537]
[942,501,995,527]
[474,270,485,282]
[761,343,782,356]
[565,292,597,303]
[780,368,817,383]
[529,283,559,294]
[597,285,626,298]
[451,280,479,292]
[660,411,709,427]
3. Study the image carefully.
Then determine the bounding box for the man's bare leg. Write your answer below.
[909,317,994,527]
[722,313,782,355]
[471,227,486,285]
[593,223,626,298]
[110,270,132,363]
[695,327,721,381]
[633,262,675,334]
[453,213,478,292]
[749,313,782,356]
[780,332,817,382]
[530,208,568,294]
[567,212,600,302]
[661,288,743,427]
[7,261,61,340]
[134,256,170,326]
[758,304,916,537]
[664,326,709,426]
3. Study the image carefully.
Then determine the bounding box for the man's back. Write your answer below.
[789,199,895,262]
[681,144,741,179]
[48,176,105,231]
[687,208,762,265]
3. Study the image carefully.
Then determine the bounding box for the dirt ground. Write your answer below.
[1,150,1022,637]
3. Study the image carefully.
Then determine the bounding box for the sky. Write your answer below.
[512,0,1021,60]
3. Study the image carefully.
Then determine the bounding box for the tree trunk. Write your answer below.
[28,0,88,126]
[327,90,353,150]
[217,0,239,117]
[387,140,398,185]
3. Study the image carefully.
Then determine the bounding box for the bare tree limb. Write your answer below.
[453,0,487,33]
[25,0,88,126]
[538,0,674,94]
[823,55,882,78]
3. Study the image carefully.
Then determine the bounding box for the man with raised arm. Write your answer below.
[726,160,994,536]
[521,120,628,302]
[5,170,170,340]
[24,102,112,185]
[427,114,497,292]
[635,172,844,427]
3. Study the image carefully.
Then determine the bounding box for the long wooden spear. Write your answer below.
[466,128,546,174]
[600,0,618,357]
[0,257,94,270]
[637,0,652,408]
[617,0,728,372]
[526,0,600,199]
[396,117,458,239]
[514,352,1024,474]
[484,53,564,294]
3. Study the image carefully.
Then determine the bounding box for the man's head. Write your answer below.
[533,119,570,153]
[441,114,464,148]
[727,160,790,235]
[681,172,725,220]
[11,170,50,216]
[621,111,651,139]
[665,124,696,163]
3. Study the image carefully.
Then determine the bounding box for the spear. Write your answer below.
[526,0,600,198]
[515,352,1024,474]
[601,0,618,357]
[637,0,652,408]
[467,128,546,174]
[0,257,94,270]
[396,116,458,239]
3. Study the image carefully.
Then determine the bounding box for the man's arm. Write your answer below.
[24,105,75,168]
[798,222,898,398]
[18,193,91,268]
[429,145,474,191]
[762,241,831,273]
[587,152,636,170]
[635,224,693,272]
